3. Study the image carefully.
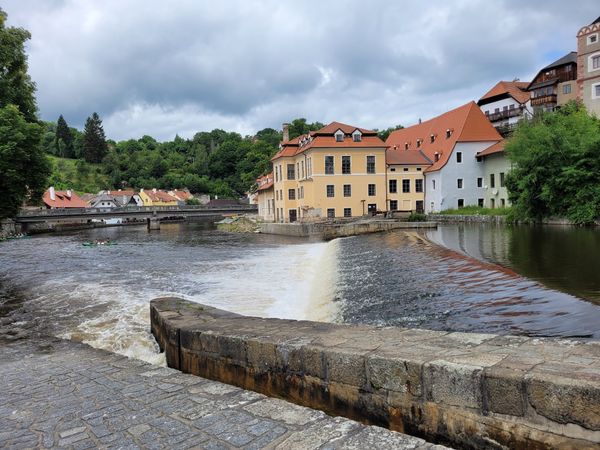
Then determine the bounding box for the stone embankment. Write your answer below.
[259,220,436,239]
[427,214,507,224]
[1,335,448,449]
[151,297,600,450]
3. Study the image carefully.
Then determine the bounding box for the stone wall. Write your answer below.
[0,219,17,238]
[259,220,437,239]
[427,214,507,224]
[151,298,600,449]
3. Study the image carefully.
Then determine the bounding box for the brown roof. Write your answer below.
[386,102,502,173]
[477,140,505,157]
[43,189,89,208]
[478,81,530,105]
[386,148,432,165]
[145,190,177,203]
[170,190,192,201]
[107,189,136,197]
[256,172,274,191]
[272,121,386,161]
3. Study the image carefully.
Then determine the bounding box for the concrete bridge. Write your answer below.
[15,204,257,232]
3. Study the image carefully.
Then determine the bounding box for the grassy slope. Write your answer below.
[47,155,111,194]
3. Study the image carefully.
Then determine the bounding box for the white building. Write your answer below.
[387,102,503,213]
[477,81,532,135]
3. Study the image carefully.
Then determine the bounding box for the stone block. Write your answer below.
[366,354,423,397]
[526,372,600,430]
[423,360,483,410]
[482,366,525,417]
[246,338,277,372]
[324,348,367,387]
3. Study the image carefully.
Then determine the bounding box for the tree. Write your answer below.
[288,118,324,139]
[377,124,404,141]
[0,105,50,218]
[83,112,108,163]
[505,101,600,225]
[55,115,75,158]
[0,9,37,122]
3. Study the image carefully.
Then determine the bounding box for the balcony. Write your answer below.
[531,94,557,107]
[487,107,525,122]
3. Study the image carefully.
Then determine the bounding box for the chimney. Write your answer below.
[66,189,72,198]
[153,188,157,193]
[282,123,290,142]
[49,186,55,201]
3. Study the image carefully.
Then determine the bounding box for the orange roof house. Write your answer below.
[477,81,532,133]
[42,187,88,209]
[386,102,503,213]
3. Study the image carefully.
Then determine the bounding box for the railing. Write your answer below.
[486,107,525,122]
[17,204,257,218]
[531,94,557,107]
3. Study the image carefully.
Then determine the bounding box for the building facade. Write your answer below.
[477,81,532,135]
[476,142,510,208]
[385,149,431,213]
[271,122,388,222]
[386,102,503,213]
[256,173,275,222]
[577,17,600,116]
[527,52,577,112]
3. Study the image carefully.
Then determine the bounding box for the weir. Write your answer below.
[151,297,600,449]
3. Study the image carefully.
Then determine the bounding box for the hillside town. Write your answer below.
[256,16,600,222]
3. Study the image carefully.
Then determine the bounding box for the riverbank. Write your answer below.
[0,334,447,449]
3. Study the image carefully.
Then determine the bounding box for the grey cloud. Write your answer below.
[2,0,599,140]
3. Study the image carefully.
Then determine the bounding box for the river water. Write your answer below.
[0,222,599,364]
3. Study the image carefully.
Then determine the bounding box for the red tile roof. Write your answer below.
[144,190,177,203]
[386,148,432,165]
[272,122,386,161]
[256,172,274,191]
[478,81,530,105]
[477,140,505,157]
[386,102,502,173]
[170,190,192,201]
[107,189,136,197]
[43,189,89,208]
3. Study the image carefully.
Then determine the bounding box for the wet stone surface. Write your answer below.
[0,336,448,449]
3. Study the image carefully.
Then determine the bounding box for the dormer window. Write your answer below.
[352,130,362,142]
[404,142,409,150]
[434,152,440,162]
[416,139,422,148]
[430,134,436,143]
[446,129,453,138]
[335,130,344,142]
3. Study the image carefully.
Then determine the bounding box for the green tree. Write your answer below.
[0,105,50,218]
[288,118,324,139]
[55,115,75,158]
[83,112,108,163]
[505,102,600,225]
[0,9,37,122]
[377,124,404,141]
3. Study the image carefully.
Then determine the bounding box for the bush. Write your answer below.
[438,206,511,216]
[407,212,427,222]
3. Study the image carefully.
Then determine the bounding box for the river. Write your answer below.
[0,222,598,364]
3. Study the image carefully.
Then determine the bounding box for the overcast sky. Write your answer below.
[3,1,598,141]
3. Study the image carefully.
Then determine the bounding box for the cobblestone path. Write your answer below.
[1,336,448,449]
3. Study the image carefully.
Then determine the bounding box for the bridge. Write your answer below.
[15,204,257,230]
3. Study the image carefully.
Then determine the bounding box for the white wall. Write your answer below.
[479,97,532,127]
[425,142,497,212]
[482,152,512,208]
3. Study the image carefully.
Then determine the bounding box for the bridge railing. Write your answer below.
[17,204,258,217]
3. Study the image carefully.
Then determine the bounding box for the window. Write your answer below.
[503,106,508,112]
[390,167,396,172]
[501,199,506,208]
[456,152,462,163]
[343,184,352,197]
[342,156,351,174]
[589,34,599,45]
[457,178,463,189]
[491,198,495,209]
[485,110,489,116]
[368,204,377,214]
[287,164,295,180]
[335,131,344,142]
[478,198,484,207]
[500,172,505,187]
[301,161,305,179]
[430,134,435,143]
[325,156,334,174]
[368,184,376,196]
[592,55,600,70]
[404,143,409,150]
[510,104,515,110]
[275,167,278,182]
[563,84,571,95]
[415,179,423,193]
[344,208,352,217]
[477,177,483,188]
[434,153,440,162]
[416,139,422,148]
[402,179,410,193]
[458,199,464,208]
[403,167,409,172]
[390,200,398,211]
[366,156,376,174]
[446,129,452,138]
[326,185,334,198]
[494,108,500,113]
[389,179,397,193]
[490,173,496,188]
[417,167,422,171]
[432,179,436,190]
[352,131,362,142]
[288,189,295,200]
[327,208,335,218]
[595,84,600,98]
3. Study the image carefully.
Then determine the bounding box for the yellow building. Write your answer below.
[271,122,388,222]
[138,189,179,206]
[385,148,431,213]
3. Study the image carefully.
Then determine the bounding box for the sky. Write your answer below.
[3,0,598,141]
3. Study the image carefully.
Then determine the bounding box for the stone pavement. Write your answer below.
[0,336,449,449]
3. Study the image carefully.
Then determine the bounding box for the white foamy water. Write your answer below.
[0,225,340,365]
